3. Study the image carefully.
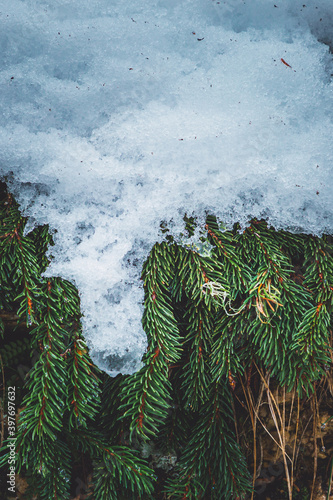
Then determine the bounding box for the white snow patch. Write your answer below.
[0,0,332,374]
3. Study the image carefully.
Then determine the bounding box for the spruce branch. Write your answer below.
[164,383,251,499]
[69,429,156,499]
[66,327,101,429]
[120,242,182,439]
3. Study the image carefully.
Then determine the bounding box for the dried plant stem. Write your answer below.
[288,386,296,429]
[266,383,292,500]
[231,394,239,444]
[239,376,256,500]
[294,413,313,467]
[253,363,292,500]
[239,370,266,500]
[291,393,300,491]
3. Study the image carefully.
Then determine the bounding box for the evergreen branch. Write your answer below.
[181,302,213,410]
[120,349,172,439]
[0,337,30,367]
[164,473,204,499]
[69,429,156,499]
[17,279,70,472]
[291,237,333,394]
[303,236,333,307]
[93,446,155,500]
[211,313,246,387]
[244,221,293,281]
[0,203,39,325]
[98,373,128,443]
[205,215,251,293]
[22,439,72,500]
[120,243,182,439]
[142,242,182,361]
[155,377,193,455]
[165,383,251,499]
[66,328,101,428]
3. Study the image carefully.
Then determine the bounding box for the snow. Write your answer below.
[0,0,332,375]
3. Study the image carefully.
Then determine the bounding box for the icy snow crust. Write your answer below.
[1,0,333,374]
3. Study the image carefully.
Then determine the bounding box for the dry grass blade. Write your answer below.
[291,393,300,492]
[253,362,293,500]
[266,382,292,500]
[239,370,266,500]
